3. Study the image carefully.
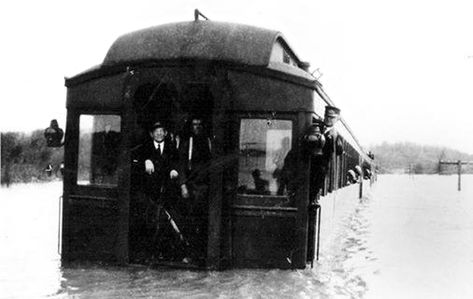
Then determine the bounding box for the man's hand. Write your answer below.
[170,170,178,179]
[181,184,190,199]
[145,159,154,174]
[325,127,338,139]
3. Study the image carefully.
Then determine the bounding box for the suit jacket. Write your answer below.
[140,138,179,200]
[178,135,212,186]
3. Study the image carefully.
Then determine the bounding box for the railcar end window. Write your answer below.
[238,119,293,196]
[77,115,121,186]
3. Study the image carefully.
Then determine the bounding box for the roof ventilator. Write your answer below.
[194,9,210,21]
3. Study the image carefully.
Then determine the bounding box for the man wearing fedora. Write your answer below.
[140,121,180,260]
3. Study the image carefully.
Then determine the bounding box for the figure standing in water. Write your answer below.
[140,121,180,260]
[178,116,212,264]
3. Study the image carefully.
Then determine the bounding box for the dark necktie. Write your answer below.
[157,143,161,155]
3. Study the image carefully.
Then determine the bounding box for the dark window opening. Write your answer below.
[283,51,291,64]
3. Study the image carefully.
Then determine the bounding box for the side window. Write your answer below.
[77,114,121,186]
[238,119,293,196]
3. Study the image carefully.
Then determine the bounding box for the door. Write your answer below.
[231,116,301,268]
[127,71,217,267]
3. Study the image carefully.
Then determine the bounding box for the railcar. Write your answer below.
[57,13,374,270]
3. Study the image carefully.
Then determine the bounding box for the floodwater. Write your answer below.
[1,175,473,298]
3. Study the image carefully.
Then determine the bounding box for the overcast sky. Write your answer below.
[1,0,473,154]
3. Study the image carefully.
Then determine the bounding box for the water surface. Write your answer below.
[1,175,473,298]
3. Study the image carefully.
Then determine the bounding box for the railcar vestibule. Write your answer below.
[56,19,375,270]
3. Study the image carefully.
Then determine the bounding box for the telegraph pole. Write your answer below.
[439,160,473,191]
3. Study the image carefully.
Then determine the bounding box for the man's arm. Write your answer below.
[176,140,191,198]
[335,135,344,156]
[140,142,155,174]
[168,143,180,179]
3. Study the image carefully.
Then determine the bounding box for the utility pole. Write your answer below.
[439,160,473,191]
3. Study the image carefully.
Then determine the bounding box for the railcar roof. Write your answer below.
[103,20,300,67]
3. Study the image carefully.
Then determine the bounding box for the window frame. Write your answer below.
[235,112,298,206]
[75,112,123,189]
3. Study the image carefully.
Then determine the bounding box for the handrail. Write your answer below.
[58,195,63,255]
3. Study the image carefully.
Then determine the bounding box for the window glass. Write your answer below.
[77,114,121,186]
[238,119,293,196]
[270,40,300,67]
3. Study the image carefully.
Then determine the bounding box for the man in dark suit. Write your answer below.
[178,117,212,264]
[140,121,180,260]
[142,121,179,200]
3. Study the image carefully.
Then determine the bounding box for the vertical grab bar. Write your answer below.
[58,195,62,255]
[316,203,321,261]
[309,202,322,267]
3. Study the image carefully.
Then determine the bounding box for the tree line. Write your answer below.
[2,132,473,185]
[1,130,63,185]
[369,142,473,174]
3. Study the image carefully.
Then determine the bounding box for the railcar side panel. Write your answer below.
[62,73,130,263]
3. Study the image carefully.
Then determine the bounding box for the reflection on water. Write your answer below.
[0,182,63,298]
[366,175,473,299]
[1,175,473,298]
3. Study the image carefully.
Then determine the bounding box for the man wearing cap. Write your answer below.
[308,105,344,201]
[305,106,343,265]
[140,121,180,260]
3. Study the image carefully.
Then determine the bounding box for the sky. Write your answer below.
[1,0,473,154]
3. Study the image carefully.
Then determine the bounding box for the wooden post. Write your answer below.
[458,160,462,191]
[359,175,363,199]
[332,146,338,191]
[438,160,473,191]
[358,159,363,199]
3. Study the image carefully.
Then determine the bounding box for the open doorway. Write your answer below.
[129,80,214,267]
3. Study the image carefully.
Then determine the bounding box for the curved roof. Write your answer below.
[103,21,287,67]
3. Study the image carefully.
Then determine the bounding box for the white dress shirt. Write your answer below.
[153,140,164,154]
